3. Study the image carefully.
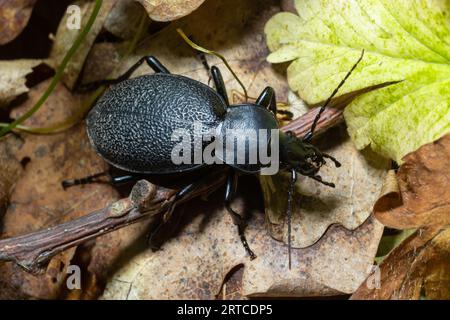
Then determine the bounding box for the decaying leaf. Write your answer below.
[374,134,450,229]
[0,59,42,107]
[104,0,149,39]
[79,42,122,84]
[261,127,389,247]
[0,79,118,299]
[0,0,37,45]
[136,0,205,22]
[352,225,450,300]
[352,135,450,300]
[49,0,118,89]
[0,134,23,216]
[265,0,450,163]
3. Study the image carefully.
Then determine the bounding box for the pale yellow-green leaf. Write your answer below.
[265,0,450,162]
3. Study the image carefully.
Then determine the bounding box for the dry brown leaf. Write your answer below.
[104,0,149,39]
[136,0,205,22]
[0,79,118,299]
[49,0,118,89]
[351,225,450,300]
[0,59,42,107]
[79,42,122,84]
[0,135,23,217]
[374,134,450,229]
[101,192,383,299]
[261,128,389,247]
[352,135,450,300]
[0,0,36,45]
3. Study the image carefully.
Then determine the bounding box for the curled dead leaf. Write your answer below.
[354,135,450,300]
[374,134,450,229]
[352,225,450,300]
[136,0,205,22]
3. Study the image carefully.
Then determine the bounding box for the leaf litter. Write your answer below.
[2,0,447,300]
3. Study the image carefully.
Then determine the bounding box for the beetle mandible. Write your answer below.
[63,49,365,264]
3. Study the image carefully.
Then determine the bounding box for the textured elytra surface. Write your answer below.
[87,73,227,173]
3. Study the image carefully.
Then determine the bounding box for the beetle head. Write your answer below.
[281,131,340,185]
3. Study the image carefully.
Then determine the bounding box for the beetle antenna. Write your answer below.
[287,169,297,269]
[304,50,365,142]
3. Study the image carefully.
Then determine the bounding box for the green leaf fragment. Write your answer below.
[375,228,416,264]
[265,0,450,162]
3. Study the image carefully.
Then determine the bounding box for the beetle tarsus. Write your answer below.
[311,175,335,188]
[61,171,110,189]
[287,169,297,270]
[62,172,137,189]
[76,55,170,92]
[224,171,256,260]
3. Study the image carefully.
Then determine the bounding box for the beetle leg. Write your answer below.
[224,170,256,260]
[61,171,135,189]
[309,174,336,188]
[145,56,171,74]
[147,172,225,249]
[77,56,170,92]
[210,66,230,106]
[256,87,277,115]
[286,168,297,269]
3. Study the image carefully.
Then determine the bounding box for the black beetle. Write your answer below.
[63,51,364,263]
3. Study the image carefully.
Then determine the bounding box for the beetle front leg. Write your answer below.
[224,170,256,260]
[77,56,170,92]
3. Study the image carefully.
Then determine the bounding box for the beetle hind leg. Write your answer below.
[224,170,256,260]
[61,171,135,189]
[77,55,170,92]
